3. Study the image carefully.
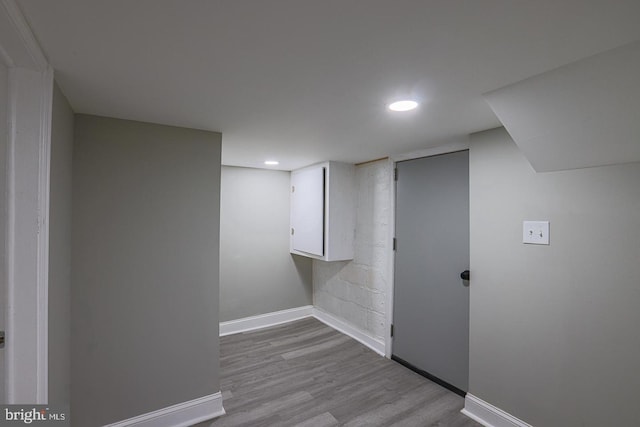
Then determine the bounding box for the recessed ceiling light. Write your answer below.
[264,160,279,165]
[388,100,419,112]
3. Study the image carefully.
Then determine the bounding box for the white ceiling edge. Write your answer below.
[238,136,473,171]
[0,0,48,69]
[392,137,470,163]
[484,39,640,172]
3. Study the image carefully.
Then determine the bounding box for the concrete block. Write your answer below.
[346,283,363,305]
[366,269,386,291]
[353,243,374,265]
[340,264,368,286]
[314,291,330,311]
[312,160,393,340]
[372,247,388,271]
[367,310,386,339]
[347,304,368,332]
[369,291,386,314]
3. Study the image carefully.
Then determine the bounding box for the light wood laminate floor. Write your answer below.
[196,317,480,427]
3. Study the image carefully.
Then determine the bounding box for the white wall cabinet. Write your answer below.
[290,161,355,261]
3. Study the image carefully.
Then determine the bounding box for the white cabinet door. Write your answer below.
[291,166,324,256]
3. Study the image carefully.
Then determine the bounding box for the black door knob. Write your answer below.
[460,270,470,281]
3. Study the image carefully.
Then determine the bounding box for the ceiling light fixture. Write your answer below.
[388,100,419,112]
[264,160,279,165]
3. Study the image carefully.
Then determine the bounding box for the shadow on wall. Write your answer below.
[292,253,313,287]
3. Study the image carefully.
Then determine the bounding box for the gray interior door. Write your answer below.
[393,150,470,393]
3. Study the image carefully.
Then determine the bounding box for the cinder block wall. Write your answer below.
[313,159,392,341]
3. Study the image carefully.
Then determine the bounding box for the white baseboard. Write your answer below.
[104,392,225,427]
[462,394,532,427]
[312,307,386,356]
[219,306,313,336]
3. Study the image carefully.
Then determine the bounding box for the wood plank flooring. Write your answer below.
[195,318,480,427]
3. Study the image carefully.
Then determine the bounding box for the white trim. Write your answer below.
[1,1,52,403]
[5,63,17,403]
[35,67,53,403]
[5,66,53,404]
[219,306,313,336]
[385,157,395,358]
[462,394,533,427]
[0,39,12,67]
[104,392,225,427]
[0,0,49,69]
[312,307,385,356]
[391,138,470,163]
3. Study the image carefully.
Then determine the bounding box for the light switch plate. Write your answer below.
[523,221,549,245]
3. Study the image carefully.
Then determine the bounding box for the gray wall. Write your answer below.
[72,115,221,426]
[220,166,311,321]
[48,82,73,405]
[469,127,640,426]
[0,61,7,404]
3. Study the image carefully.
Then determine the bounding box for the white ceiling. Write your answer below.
[17,0,640,170]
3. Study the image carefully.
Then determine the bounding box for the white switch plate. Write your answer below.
[523,221,549,245]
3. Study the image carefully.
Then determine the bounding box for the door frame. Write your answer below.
[1,0,53,403]
[385,138,470,358]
